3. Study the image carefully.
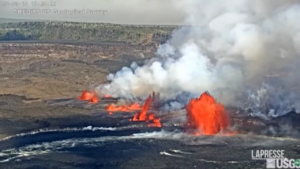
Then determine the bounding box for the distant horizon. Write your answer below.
[0,17,189,26]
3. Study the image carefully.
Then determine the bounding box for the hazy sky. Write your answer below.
[0,0,186,25]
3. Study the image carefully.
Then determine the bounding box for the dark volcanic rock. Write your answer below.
[61,59,89,65]
[230,111,300,136]
[29,61,61,70]
[93,59,117,65]
[0,101,7,106]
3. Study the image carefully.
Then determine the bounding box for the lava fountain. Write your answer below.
[78,90,95,101]
[78,90,99,104]
[88,95,99,104]
[131,93,162,127]
[184,92,234,135]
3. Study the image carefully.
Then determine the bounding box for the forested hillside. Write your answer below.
[0,22,177,44]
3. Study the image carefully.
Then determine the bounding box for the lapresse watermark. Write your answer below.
[251,150,300,168]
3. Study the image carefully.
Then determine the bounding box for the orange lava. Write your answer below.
[185,92,233,135]
[78,90,95,100]
[88,95,99,104]
[132,93,162,127]
[105,102,142,112]
[104,94,112,98]
[148,118,162,127]
[133,96,152,121]
[78,90,99,104]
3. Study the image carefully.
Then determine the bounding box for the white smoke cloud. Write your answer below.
[96,0,300,116]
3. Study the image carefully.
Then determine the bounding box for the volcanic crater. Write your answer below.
[0,40,300,169]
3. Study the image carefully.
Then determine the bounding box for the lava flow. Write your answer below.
[106,102,142,112]
[88,95,98,104]
[131,93,162,127]
[184,92,234,135]
[104,94,112,98]
[78,90,99,104]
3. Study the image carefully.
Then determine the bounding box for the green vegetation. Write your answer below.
[0,22,177,44]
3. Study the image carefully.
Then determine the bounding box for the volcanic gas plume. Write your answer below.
[185,92,234,135]
[96,0,300,118]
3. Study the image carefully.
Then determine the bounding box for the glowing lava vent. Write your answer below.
[131,93,162,127]
[185,92,234,135]
[78,90,99,104]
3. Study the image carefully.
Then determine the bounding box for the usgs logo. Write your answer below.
[266,158,300,168]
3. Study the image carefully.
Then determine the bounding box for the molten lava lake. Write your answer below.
[0,124,300,169]
[0,97,299,169]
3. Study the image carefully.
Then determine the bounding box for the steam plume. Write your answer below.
[97,0,300,117]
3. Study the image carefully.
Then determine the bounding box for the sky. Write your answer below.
[0,0,186,25]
